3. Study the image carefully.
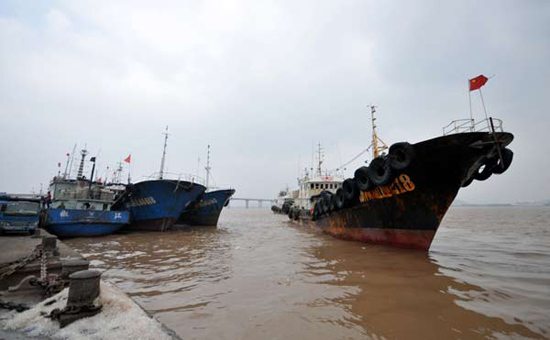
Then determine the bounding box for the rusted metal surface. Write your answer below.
[294,132,514,250]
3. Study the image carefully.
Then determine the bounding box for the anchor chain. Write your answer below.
[0,242,65,299]
[0,299,29,312]
[0,245,43,282]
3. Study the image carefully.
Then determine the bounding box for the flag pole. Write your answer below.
[468,79,474,131]
[479,88,489,121]
[127,156,132,184]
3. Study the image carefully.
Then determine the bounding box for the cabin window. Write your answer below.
[315,183,319,189]
[310,183,314,189]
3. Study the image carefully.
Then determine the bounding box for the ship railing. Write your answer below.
[55,190,115,202]
[144,172,206,186]
[442,118,504,136]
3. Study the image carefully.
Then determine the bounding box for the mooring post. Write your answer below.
[41,236,57,254]
[245,200,249,209]
[61,259,90,280]
[51,270,103,328]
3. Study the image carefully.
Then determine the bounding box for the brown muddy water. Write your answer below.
[66,207,550,340]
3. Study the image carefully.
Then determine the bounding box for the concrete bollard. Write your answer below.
[51,270,103,328]
[60,260,90,280]
[67,270,101,308]
[41,236,57,254]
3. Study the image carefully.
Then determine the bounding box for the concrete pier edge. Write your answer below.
[0,229,181,340]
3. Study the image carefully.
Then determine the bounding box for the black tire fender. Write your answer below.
[368,157,393,186]
[335,188,345,209]
[321,192,332,214]
[293,209,300,220]
[462,175,475,188]
[329,195,337,212]
[354,166,373,191]
[473,157,498,181]
[342,179,358,207]
[389,142,415,170]
[492,148,513,175]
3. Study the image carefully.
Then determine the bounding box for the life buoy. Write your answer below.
[354,166,373,191]
[491,148,513,175]
[389,142,415,170]
[342,179,358,207]
[368,157,393,186]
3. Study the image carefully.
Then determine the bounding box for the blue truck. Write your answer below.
[0,193,41,235]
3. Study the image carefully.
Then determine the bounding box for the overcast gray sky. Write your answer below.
[1,0,549,204]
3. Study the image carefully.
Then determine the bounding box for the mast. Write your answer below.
[66,144,77,179]
[62,150,71,179]
[316,142,323,177]
[369,105,388,159]
[205,145,211,190]
[116,162,123,184]
[77,147,88,179]
[159,126,169,180]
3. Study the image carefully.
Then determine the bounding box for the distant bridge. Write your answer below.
[230,197,276,208]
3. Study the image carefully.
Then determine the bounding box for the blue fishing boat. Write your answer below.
[177,145,235,226]
[117,179,205,231]
[177,189,235,226]
[112,127,206,231]
[0,193,41,235]
[44,208,129,237]
[42,148,130,238]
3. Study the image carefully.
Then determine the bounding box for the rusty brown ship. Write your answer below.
[287,105,514,250]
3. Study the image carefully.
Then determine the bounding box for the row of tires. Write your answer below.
[272,202,293,214]
[462,147,513,187]
[309,142,416,221]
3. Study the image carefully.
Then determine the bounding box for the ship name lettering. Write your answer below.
[128,197,156,207]
[359,174,415,203]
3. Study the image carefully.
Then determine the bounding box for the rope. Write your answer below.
[333,147,370,172]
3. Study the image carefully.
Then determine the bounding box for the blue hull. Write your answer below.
[177,189,235,226]
[120,180,206,231]
[44,209,129,238]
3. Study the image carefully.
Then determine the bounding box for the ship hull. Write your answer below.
[293,132,514,250]
[43,208,130,238]
[118,180,206,232]
[177,189,235,226]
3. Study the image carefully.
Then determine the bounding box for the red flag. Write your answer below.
[469,75,488,91]
[124,154,131,163]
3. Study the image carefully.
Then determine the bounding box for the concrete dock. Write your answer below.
[0,230,86,291]
[0,230,180,339]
